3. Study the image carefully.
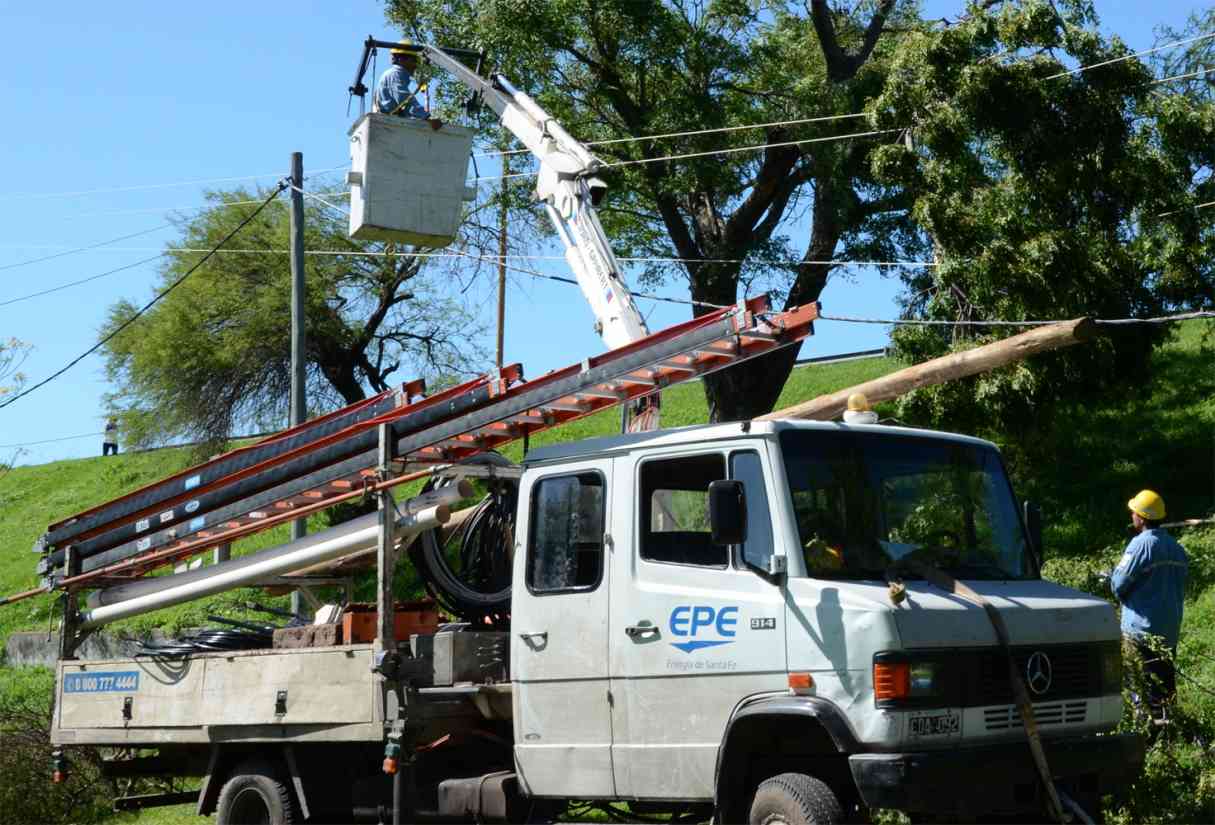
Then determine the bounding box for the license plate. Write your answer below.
[908,709,960,737]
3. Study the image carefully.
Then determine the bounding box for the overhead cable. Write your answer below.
[0,243,937,270]
[0,182,288,411]
[473,112,873,158]
[818,310,1215,326]
[1044,31,1215,80]
[468,128,901,182]
[0,254,164,308]
[0,224,170,273]
[446,249,722,309]
[0,167,347,203]
[1157,200,1215,218]
[1151,67,1213,85]
[0,432,103,449]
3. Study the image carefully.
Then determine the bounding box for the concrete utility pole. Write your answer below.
[496,146,509,370]
[289,152,307,617]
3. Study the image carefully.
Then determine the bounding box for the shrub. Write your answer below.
[0,666,113,824]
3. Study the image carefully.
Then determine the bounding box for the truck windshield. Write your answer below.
[779,430,1032,581]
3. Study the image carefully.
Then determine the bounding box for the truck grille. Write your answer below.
[972,644,1100,705]
[984,700,1087,731]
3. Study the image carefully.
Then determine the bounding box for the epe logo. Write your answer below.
[669,605,739,653]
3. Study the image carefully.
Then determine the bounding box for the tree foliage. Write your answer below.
[0,337,29,400]
[386,0,1214,432]
[101,189,486,446]
[869,0,1215,434]
[388,0,921,421]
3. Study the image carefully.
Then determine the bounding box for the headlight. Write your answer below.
[873,654,951,707]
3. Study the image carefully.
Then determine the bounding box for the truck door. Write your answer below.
[608,446,788,800]
[511,459,616,798]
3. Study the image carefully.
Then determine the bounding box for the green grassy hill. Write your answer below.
[1,325,1214,822]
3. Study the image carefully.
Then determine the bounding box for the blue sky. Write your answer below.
[0,1,1203,465]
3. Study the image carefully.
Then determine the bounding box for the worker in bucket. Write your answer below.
[102,417,119,457]
[1110,489,1188,730]
[376,40,442,129]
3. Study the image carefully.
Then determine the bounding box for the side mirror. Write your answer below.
[1024,500,1042,559]
[708,480,747,546]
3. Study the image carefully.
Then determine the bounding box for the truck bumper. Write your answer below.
[848,734,1144,815]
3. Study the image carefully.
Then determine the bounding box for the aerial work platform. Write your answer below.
[347,113,475,247]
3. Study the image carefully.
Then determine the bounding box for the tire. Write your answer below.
[215,759,296,825]
[749,772,844,825]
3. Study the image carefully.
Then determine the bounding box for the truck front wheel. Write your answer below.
[749,772,844,825]
[215,759,296,825]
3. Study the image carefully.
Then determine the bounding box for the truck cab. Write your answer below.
[510,418,1142,821]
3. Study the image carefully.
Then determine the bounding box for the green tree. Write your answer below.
[388,0,921,421]
[867,0,1215,434]
[0,337,29,400]
[101,189,486,446]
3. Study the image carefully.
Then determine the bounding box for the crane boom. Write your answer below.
[415,45,651,351]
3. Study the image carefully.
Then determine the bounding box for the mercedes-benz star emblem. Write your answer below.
[1026,651,1053,695]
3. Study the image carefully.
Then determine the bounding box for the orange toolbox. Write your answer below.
[341,600,441,644]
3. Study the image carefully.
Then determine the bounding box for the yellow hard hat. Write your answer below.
[390,38,414,56]
[847,392,871,412]
[1127,489,1165,521]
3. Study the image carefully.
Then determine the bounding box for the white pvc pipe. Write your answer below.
[83,479,473,610]
[80,502,451,630]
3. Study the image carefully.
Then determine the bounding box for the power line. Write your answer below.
[818,310,1215,326]
[1151,67,1213,85]
[0,166,347,203]
[0,254,163,308]
[1044,31,1215,80]
[0,432,101,449]
[0,224,170,273]
[472,112,873,158]
[468,128,902,182]
[0,182,288,411]
[1157,200,1215,218]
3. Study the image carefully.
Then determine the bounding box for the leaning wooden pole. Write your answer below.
[761,318,1097,422]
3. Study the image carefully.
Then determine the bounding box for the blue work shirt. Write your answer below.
[1111,527,1188,647]
[375,65,428,119]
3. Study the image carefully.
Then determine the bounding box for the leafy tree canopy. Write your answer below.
[101,189,485,447]
[386,0,1213,432]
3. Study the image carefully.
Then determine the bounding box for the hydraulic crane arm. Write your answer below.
[352,38,650,351]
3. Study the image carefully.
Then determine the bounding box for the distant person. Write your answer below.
[102,417,118,456]
[1111,489,1188,726]
[376,40,442,129]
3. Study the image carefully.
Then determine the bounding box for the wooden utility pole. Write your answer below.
[289,152,307,616]
[761,318,1096,421]
[496,145,509,369]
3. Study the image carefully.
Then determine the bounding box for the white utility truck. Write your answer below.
[48,417,1142,823]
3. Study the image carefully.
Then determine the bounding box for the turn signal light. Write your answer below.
[51,770,64,785]
[873,661,910,701]
[382,756,399,775]
[788,672,815,694]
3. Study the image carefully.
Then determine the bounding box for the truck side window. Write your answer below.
[640,453,728,568]
[730,450,774,571]
[526,472,605,594]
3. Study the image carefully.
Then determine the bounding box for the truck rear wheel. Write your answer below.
[215,759,296,825]
[749,772,844,825]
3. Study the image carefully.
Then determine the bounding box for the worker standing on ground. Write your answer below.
[1110,489,1188,728]
[376,40,441,129]
[102,417,119,457]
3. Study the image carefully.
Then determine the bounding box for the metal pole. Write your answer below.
[495,144,508,370]
[289,152,307,617]
[376,423,397,655]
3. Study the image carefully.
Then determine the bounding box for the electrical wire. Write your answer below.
[0,182,288,411]
[1158,200,1215,218]
[1151,67,1213,85]
[0,166,346,202]
[467,128,901,182]
[817,310,1215,326]
[1044,31,1215,80]
[472,112,873,158]
[0,432,102,449]
[0,254,163,308]
[0,224,170,273]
